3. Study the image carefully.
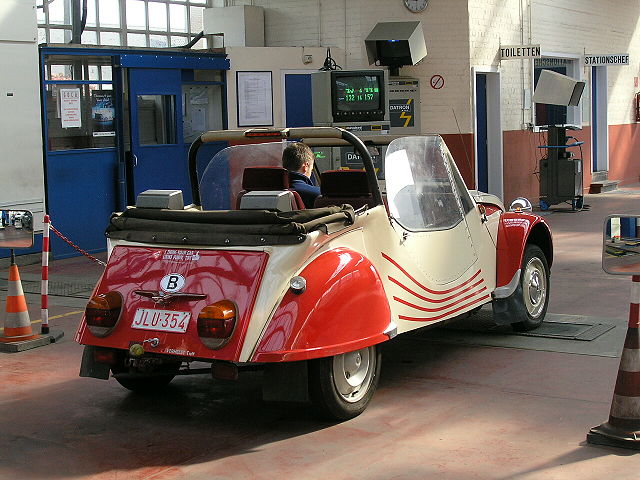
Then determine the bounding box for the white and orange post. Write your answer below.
[588,275,640,448]
[41,214,50,334]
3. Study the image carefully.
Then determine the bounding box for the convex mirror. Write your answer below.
[603,215,640,275]
[0,210,34,249]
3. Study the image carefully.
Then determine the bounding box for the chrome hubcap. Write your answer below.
[332,347,376,403]
[523,257,546,318]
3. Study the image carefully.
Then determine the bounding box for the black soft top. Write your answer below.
[106,205,355,247]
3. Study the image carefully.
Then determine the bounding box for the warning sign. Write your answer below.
[430,75,445,90]
[390,98,415,128]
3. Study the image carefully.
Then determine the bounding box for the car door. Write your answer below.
[385,136,478,284]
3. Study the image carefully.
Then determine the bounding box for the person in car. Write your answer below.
[282,142,321,208]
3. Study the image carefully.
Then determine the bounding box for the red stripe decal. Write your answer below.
[398,294,492,322]
[382,252,481,295]
[393,286,488,313]
[389,276,485,303]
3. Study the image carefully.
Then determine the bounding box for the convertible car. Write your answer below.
[76,127,552,420]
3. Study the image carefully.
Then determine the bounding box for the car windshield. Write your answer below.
[384,135,467,232]
[199,140,378,210]
[200,142,286,210]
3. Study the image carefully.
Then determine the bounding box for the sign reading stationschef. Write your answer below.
[500,44,541,60]
[584,54,630,67]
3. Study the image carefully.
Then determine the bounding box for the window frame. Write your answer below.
[38,0,210,49]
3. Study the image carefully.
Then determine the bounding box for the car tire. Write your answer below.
[510,244,550,332]
[308,345,381,421]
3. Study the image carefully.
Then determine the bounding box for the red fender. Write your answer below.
[496,212,553,287]
[252,248,391,362]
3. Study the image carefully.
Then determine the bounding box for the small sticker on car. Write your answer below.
[160,273,185,292]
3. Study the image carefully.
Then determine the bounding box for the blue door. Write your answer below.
[128,68,189,198]
[475,74,488,192]
[285,74,313,127]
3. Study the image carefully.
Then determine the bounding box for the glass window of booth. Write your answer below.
[44,55,116,151]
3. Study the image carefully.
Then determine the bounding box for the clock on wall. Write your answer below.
[403,0,428,12]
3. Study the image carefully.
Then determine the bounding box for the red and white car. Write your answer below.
[77,127,552,420]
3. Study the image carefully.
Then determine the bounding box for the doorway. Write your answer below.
[473,70,503,199]
[591,66,608,173]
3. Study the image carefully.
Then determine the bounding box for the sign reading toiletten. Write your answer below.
[500,44,541,60]
[584,54,629,67]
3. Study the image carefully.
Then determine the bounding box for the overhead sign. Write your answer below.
[584,54,629,66]
[500,44,541,60]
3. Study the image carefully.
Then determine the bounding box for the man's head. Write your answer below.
[282,142,315,178]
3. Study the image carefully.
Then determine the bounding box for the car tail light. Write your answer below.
[85,291,123,337]
[197,300,236,349]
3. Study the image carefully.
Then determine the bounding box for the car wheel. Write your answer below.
[308,345,381,420]
[511,244,550,332]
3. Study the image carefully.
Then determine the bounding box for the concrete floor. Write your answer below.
[2,191,640,479]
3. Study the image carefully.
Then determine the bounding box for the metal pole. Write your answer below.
[41,215,50,334]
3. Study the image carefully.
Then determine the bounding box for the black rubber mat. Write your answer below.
[515,320,615,341]
[441,308,615,342]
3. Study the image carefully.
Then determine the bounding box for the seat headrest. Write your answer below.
[320,170,371,197]
[242,167,290,190]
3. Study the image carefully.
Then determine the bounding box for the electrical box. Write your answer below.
[388,77,421,135]
[538,126,584,210]
[0,0,36,42]
[203,6,264,47]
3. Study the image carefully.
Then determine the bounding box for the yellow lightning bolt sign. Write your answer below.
[399,98,413,128]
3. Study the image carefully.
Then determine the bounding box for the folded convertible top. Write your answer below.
[106,205,356,246]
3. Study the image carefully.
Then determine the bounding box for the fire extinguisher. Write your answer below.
[635,92,640,121]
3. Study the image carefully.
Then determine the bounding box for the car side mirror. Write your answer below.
[603,215,640,275]
[0,210,34,249]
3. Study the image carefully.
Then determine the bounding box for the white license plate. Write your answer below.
[132,308,191,333]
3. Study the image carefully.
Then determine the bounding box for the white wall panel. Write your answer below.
[0,0,45,219]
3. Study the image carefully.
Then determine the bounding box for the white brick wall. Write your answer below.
[532,0,640,126]
[229,0,640,132]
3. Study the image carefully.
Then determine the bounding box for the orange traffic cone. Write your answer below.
[588,275,640,449]
[0,264,38,343]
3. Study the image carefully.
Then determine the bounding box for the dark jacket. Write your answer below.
[288,171,321,208]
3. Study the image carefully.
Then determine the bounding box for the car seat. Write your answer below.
[313,170,376,210]
[236,166,306,210]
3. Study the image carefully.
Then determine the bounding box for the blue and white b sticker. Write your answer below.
[161,273,185,293]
